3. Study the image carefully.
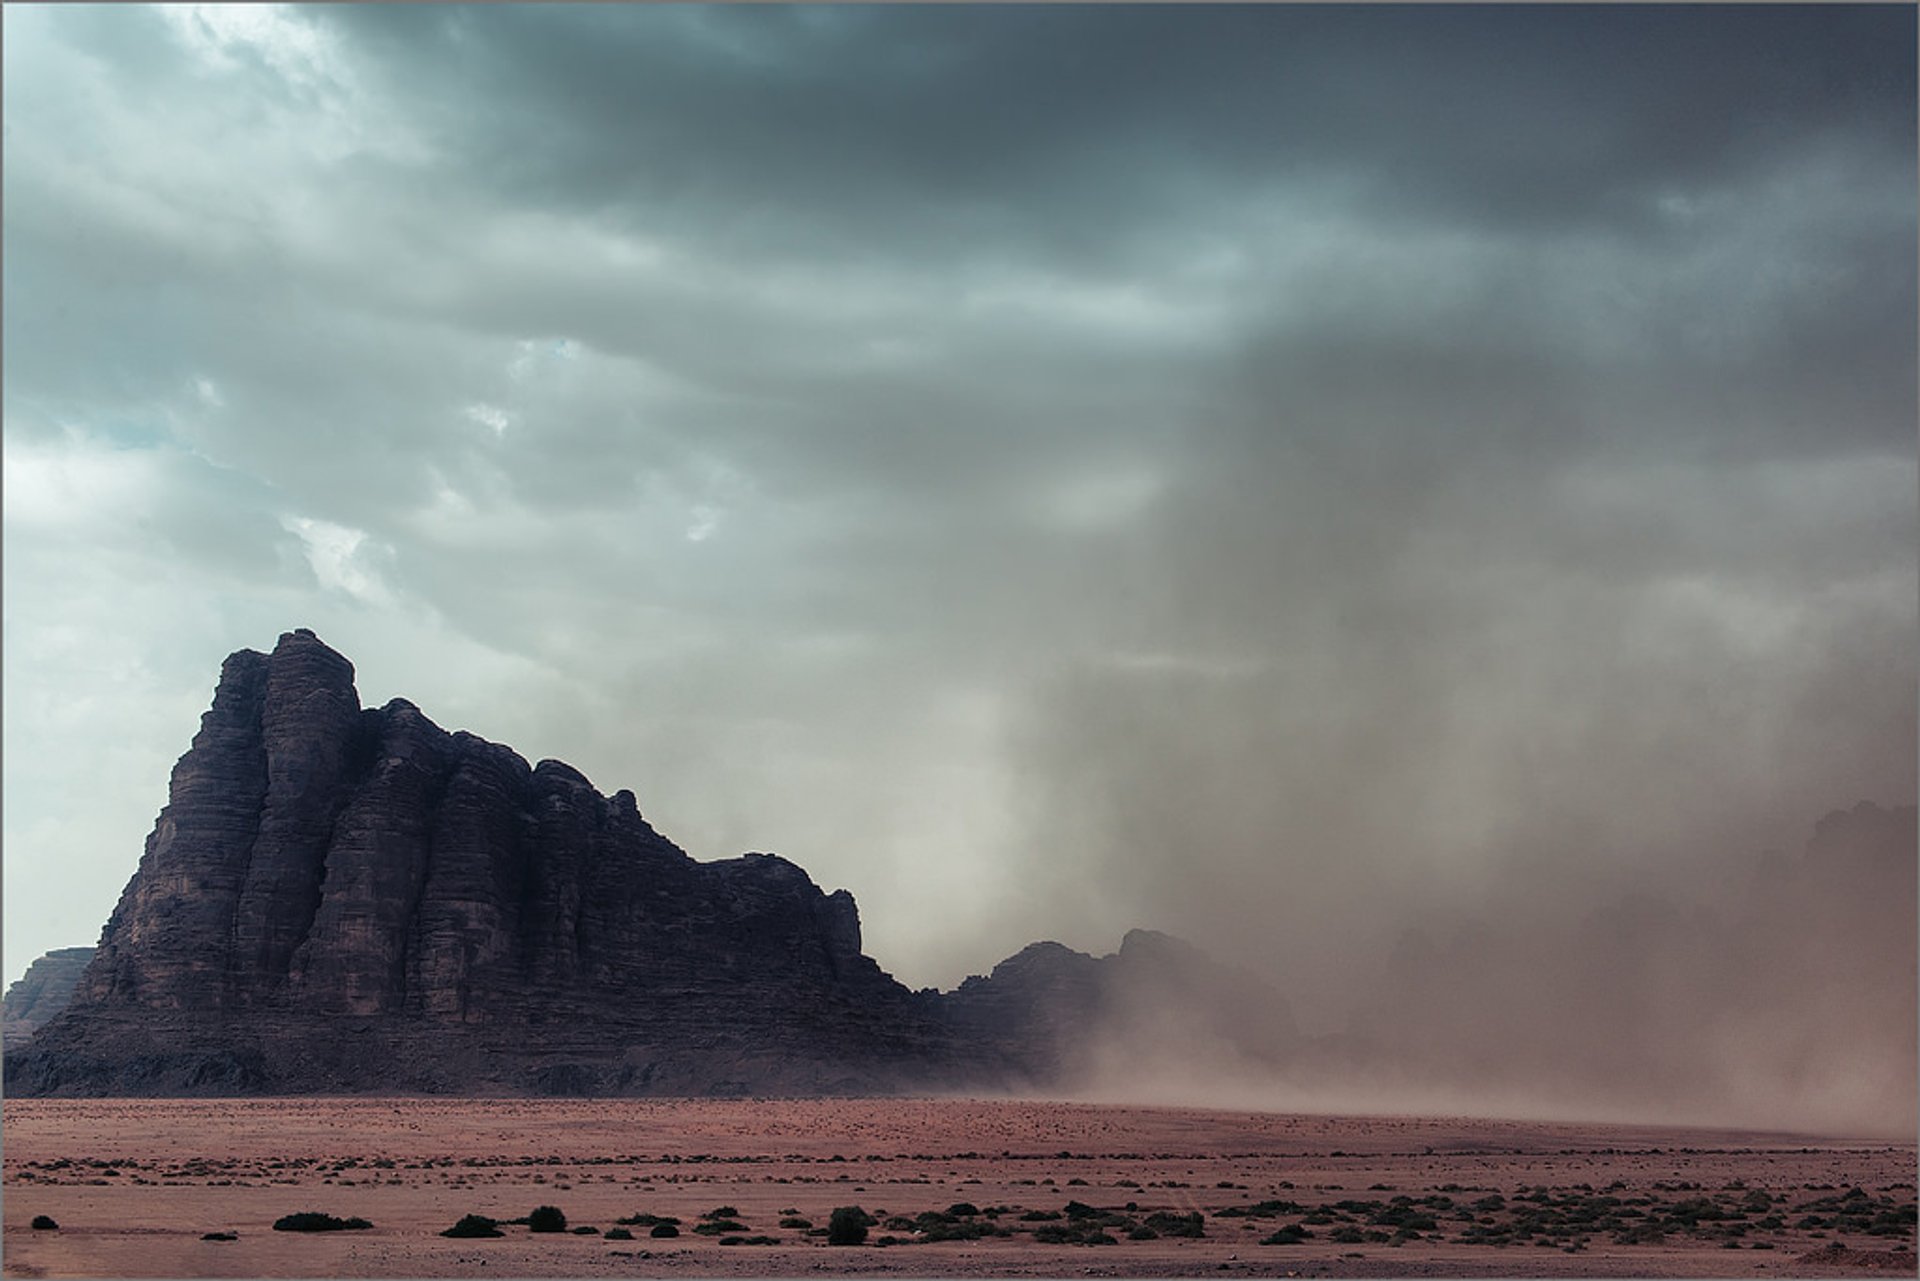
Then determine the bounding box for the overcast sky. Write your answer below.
[4,2,1914,1037]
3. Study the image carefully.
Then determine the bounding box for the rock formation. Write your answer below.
[5,629,1291,1097]
[2,947,95,1049]
[942,929,1300,1082]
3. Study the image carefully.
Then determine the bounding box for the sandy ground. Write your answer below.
[3,1098,1912,1278]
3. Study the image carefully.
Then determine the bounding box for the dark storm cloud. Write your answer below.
[4,3,1913,1134]
[314,5,1915,252]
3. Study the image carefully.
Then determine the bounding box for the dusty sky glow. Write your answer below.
[3,4,1915,1130]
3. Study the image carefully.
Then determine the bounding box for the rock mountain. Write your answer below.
[6,629,1290,1096]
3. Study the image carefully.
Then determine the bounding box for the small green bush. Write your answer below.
[649,1223,679,1238]
[441,1215,502,1239]
[828,1205,870,1245]
[703,1205,741,1219]
[527,1205,567,1233]
[604,1227,634,1240]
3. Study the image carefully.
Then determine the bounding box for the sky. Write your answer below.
[3,4,1915,1127]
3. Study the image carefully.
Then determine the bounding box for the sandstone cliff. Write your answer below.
[6,631,979,1095]
[8,629,1295,1097]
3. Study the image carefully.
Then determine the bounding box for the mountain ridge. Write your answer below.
[5,629,1286,1097]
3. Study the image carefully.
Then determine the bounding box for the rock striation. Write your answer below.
[6,629,1291,1097]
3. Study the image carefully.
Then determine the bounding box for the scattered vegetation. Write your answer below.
[828,1205,872,1245]
[272,1212,373,1232]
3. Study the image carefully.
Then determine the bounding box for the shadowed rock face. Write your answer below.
[7,629,1278,1098]
[5,631,984,1095]
[2,948,95,1049]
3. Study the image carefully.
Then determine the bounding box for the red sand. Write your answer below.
[3,1098,1912,1277]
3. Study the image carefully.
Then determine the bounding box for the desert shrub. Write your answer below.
[1019,1209,1061,1221]
[692,1219,748,1235]
[947,1202,980,1217]
[828,1205,869,1245]
[702,1205,741,1219]
[719,1235,780,1246]
[1144,1211,1205,1238]
[649,1223,679,1238]
[1329,1226,1366,1244]
[30,1216,57,1231]
[200,1232,237,1241]
[1262,1224,1313,1245]
[615,1212,680,1227]
[570,1225,597,1234]
[604,1227,633,1240]
[778,1217,811,1229]
[919,1219,996,1242]
[1063,1200,1098,1220]
[527,1205,567,1233]
[273,1212,373,1232]
[1220,1199,1304,1218]
[441,1215,503,1239]
[1128,1226,1158,1240]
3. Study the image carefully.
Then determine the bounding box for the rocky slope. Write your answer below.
[5,629,1289,1097]
[2,947,95,1049]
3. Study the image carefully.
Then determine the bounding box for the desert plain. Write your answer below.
[3,1098,1913,1278]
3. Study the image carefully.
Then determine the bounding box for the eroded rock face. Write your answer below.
[5,629,1292,1098]
[2,948,95,1048]
[6,630,999,1096]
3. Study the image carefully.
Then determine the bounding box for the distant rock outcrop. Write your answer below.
[2,947,95,1049]
[5,629,1289,1097]
[942,929,1300,1082]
